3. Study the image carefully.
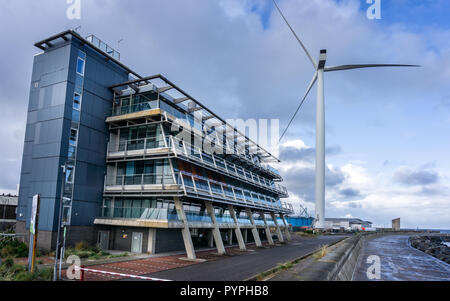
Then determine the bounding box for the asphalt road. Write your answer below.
[353,235,450,281]
[124,235,347,281]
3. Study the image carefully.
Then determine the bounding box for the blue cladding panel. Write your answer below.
[287,217,313,227]
[17,36,129,231]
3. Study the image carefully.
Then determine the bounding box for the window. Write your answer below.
[76,57,85,75]
[70,129,78,146]
[62,206,71,224]
[66,165,75,183]
[68,146,76,160]
[73,93,81,110]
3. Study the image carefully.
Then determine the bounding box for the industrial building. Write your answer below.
[0,194,18,231]
[324,218,372,231]
[16,30,293,259]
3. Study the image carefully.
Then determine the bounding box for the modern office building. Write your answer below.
[17,30,293,258]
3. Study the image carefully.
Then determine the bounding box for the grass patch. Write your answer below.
[254,261,299,281]
[0,257,53,281]
[313,245,328,260]
[64,242,129,261]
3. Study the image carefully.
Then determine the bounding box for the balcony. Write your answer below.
[106,135,288,198]
[169,136,289,198]
[178,171,291,213]
[111,100,158,116]
[104,172,183,196]
[96,206,287,229]
[103,170,292,213]
[107,136,170,160]
[108,97,282,180]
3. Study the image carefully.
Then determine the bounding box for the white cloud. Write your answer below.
[0,0,449,229]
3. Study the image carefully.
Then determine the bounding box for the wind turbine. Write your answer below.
[273,0,419,229]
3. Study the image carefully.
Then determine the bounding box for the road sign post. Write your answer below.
[28,194,40,272]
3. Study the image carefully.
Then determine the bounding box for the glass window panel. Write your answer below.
[76,58,85,75]
[66,166,75,183]
[68,146,76,160]
[62,206,71,224]
[70,129,78,146]
[73,93,81,110]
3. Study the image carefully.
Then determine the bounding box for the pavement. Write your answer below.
[353,235,450,281]
[122,235,348,281]
[269,235,351,281]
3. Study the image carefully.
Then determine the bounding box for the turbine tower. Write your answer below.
[273,0,419,229]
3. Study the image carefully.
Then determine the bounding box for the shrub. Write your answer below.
[2,257,14,268]
[77,251,91,259]
[15,243,29,258]
[75,241,89,251]
[14,271,34,281]
[33,267,53,281]
[0,239,29,258]
[89,246,101,253]
[0,246,15,258]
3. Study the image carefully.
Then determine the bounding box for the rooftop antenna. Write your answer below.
[272,0,419,229]
[117,38,124,50]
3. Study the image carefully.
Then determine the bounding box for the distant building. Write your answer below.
[286,216,314,228]
[324,218,372,231]
[392,218,400,231]
[0,194,18,230]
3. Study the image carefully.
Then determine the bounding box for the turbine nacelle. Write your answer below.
[318,49,327,70]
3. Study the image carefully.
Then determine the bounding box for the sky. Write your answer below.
[0,0,449,229]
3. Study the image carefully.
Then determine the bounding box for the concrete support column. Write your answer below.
[147,228,156,254]
[260,212,274,245]
[243,228,248,243]
[208,229,214,248]
[280,213,292,241]
[174,197,196,259]
[270,212,284,243]
[205,201,226,255]
[228,205,246,250]
[228,229,233,245]
[245,208,262,247]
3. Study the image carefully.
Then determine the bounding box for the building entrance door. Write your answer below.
[98,231,109,250]
[131,232,143,253]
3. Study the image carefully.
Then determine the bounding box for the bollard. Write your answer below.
[80,265,85,282]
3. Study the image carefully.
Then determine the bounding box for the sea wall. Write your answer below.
[409,235,450,264]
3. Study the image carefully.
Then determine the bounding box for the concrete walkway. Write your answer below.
[353,235,450,281]
[127,235,347,281]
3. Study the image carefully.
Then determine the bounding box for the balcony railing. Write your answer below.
[112,100,158,116]
[104,172,292,214]
[106,135,288,197]
[109,173,176,186]
[169,136,289,197]
[118,137,166,152]
[98,206,286,226]
[179,171,286,211]
[100,207,179,220]
[108,103,282,179]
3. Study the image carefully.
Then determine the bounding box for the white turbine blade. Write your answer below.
[272,0,317,69]
[325,64,420,72]
[279,71,318,143]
